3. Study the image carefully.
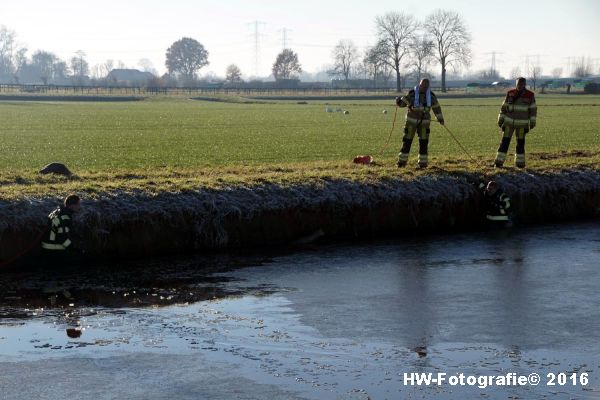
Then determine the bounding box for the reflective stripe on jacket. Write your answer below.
[398,89,444,128]
[498,89,537,128]
[41,207,73,251]
[479,183,511,221]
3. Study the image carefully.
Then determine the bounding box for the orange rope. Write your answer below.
[377,105,399,157]
[439,123,485,166]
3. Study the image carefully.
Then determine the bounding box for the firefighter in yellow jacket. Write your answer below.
[395,78,444,168]
[495,77,537,168]
[41,194,81,265]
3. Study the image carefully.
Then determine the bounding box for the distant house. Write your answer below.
[106,69,155,86]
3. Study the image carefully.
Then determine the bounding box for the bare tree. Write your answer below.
[374,12,417,92]
[423,9,471,92]
[363,44,383,82]
[272,49,302,80]
[90,64,103,80]
[379,65,394,86]
[573,57,592,78]
[509,66,521,80]
[53,61,69,82]
[364,41,394,87]
[70,50,89,77]
[0,25,19,80]
[14,47,28,75]
[225,64,243,83]
[138,58,157,75]
[31,50,58,84]
[351,60,365,80]
[102,59,114,76]
[551,67,563,78]
[479,69,500,80]
[528,64,542,90]
[406,33,434,83]
[330,40,358,82]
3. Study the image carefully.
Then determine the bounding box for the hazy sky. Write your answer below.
[2,0,599,79]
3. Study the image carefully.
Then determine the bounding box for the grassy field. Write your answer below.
[1,94,599,199]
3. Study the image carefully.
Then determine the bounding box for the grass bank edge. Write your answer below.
[1,151,599,201]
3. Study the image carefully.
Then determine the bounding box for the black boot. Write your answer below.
[418,139,429,168]
[515,139,526,168]
[495,137,511,167]
[397,138,413,168]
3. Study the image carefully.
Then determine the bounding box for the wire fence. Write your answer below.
[0,84,402,97]
[0,83,580,98]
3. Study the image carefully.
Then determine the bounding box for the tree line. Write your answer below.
[1,10,597,91]
[330,10,471,92]
[161,10,473,92]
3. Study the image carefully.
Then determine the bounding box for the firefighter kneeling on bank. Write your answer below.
[395,78,444,168]
[41,194,82,265]
[495,77,537,168]
[479,181,511,224]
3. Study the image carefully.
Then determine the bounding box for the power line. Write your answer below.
[248,21,266,76]
[524,54,544,73]
[564,56,572,76]
[277,28,293,50]
[484,51,504,76]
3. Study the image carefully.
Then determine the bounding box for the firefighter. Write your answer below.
[495,77,537,168]
[41,194,81,265]
[479,181,511,223]
[395,78,445,168]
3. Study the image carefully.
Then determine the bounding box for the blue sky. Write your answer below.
[2,0,599,78]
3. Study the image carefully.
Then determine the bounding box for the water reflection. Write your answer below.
[66,327,82,339]
[1,221,599,399]
[0,253,276,319]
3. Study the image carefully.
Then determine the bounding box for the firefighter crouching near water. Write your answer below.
[495,77,537,168]
[478,181,511,223]
[395,78,445,168]
[41,194,81,265]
